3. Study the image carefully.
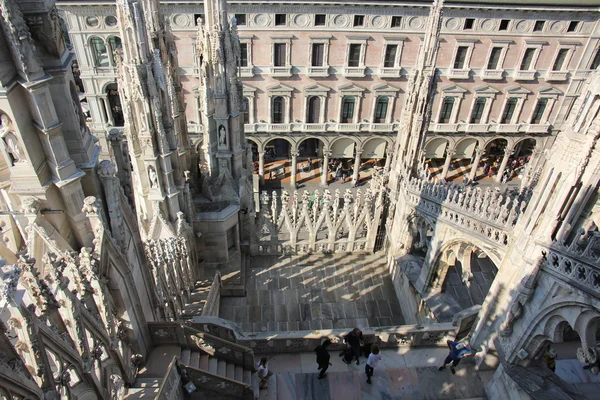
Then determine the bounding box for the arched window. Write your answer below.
[272,96,284,123]
[106,83,124,126]
[90,36,109,67]
[341,96,355,123]
[107,36,122,66]
[307,96,321,123]
[374,97,389,123]
[438,97,455,123]
[243,97,250,124]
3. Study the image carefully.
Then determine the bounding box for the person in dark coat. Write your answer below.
[344,328,364,365]
[315,339,332,379]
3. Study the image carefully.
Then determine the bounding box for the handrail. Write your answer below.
[179,364,254,400]
[201,271,222,317]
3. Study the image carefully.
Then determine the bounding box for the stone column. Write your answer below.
[468,148,483,182]
[384,150,393,174]
[494,147,513,183]
[258,151,265,184]
[290,152,297,187]
[352,151,362,185]
[321,151,330,186]
[440,149,455,180]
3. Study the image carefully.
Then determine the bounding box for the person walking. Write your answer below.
[315,339,332,379]
[344,328,364,365]
[256,357,273,389]
[365,344,382,384]
[438,340,473,374]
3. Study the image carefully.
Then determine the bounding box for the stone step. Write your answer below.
[226,362,235,380]
[234,365,244,382]
[208,357,218,375]
[189,351,200,369]
[180,348,191,366]
[199,354,209,370]
[133,377,162,388]
[124,387,160,399]
[217,359,227,376]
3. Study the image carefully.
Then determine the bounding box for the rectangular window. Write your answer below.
[342,98,355,123]
[391,16,402,27]
[530,98,548,124]
[438,97,455,123]
[499,19,510,31]
[274,43,286,66]
[520,48,536,70]
[275,14,287,26]
[552,49,569,71]
[315,14,326,26]
[354,15,364,27]
[501,98,518,124]
[235,14,246,26]
[348,44,362,67]
[533,21,545,32]
[567,21,580,32]
[240,43,248,67]
[312,43,324,66]
[487,47,503,69]
[591,49,600,69]
[470,98,486,123]
[384,45,398,68]
[454,46,468,69]
[374,98,389,123]
[464,18,475,30]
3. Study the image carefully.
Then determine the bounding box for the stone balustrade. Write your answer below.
[201,271,222,317]
[540,229,600,298]
[405,177,530,247]
[179,364,253,400]
[156,356,184,400]
[187,317,457,354]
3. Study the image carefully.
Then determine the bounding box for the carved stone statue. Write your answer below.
[218,124,227,146]
[4,133,25,164]
[148,167,159,188]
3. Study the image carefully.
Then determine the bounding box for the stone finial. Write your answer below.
[82,196,100,215]
[98,160,117,178]
[21,197,40,216]
[0,260,21,302]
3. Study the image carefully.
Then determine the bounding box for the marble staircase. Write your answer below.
[180,347,253,389]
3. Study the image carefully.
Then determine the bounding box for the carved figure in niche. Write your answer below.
[4,133,25,165]
[218,124,227,146]
[148,166,159,188]
[109,374,125,400]
[0,114,10,136]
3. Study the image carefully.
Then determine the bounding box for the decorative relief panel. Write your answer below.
[480,19,496,32]
[408,16,425,30]
[292,13,310,28]
[252,13,270,27]
[172,14,191,29]
[515,20,532,33]
[445,18,460,31]
[333,14,351,28]
[370,15,388,29]
[550,21,566,34]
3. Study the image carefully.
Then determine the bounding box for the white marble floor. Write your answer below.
[254,347,492,400]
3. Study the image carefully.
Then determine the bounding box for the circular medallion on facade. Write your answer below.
[105,16,117,27]
[293,14,310,27]
[254,14,269,27]
[481,19,496,32]
[172,14,190,28]
[333,14,349,28]
[408,17,424,30]
[86,16,99,28]
[445,17,459,31]
[515,20,531,33]
[550,21,566,33]
[371,15,386,29]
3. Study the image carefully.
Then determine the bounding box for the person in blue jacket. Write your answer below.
[438,340,474,374]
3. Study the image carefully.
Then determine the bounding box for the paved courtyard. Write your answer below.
[219,253,405,333]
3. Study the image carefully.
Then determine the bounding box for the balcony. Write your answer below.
[447,68,470,80]
[244,124,256,133]
[369,123,395,132]
[481,69,504,80]
[514,70,536,81]
[430,123,459,132]
[492,124,521,133]
[344,66,366,78]
[545,70,569,82]
[240,66,254,77]
[269,123,291,131]
[307,66,329,77]
[338,123,361,132]
[526,123,550,133]
[379,67,402,78]
[465,124,490,133]
[270,66,292,77]
[302,123,327,132]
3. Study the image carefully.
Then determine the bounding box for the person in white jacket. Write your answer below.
[365,344,382,384]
